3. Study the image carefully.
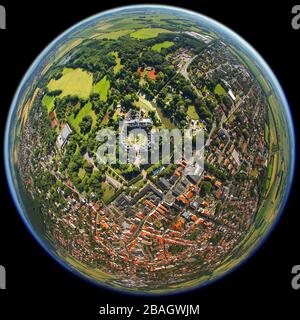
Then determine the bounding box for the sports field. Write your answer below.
[130,28,172,39]
[48,68,93,99]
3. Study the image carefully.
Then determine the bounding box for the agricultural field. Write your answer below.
[75,12,215,44]
[96,22,113,31]
[94,76,110,101]
[130,28,173,39]
[264,123,269,144]
[105,20,146,31]
[48,68,93,99]
[97,13,209,35]
[152,41,174,52]
[92,29,134,40]
[20,88,40,128]
[63,253,115,281]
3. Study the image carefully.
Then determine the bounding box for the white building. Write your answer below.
[56,123,72,149]
[228,89,236,101]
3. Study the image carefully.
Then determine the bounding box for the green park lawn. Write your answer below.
[42,94,56,113]
[134,96,156,113]
[48,68,93,99]
[112,107,121,121]
[151,41,174,52]
[214,84,226,96]
[101,182,115,203]
[130,28,172,39]
[187,105,200,120]
[78,168,86,179]
[69,101,96,135]
[94,76,110,101]
[112,52,122,74]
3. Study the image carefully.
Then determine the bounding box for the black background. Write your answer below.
[0,0,299,318]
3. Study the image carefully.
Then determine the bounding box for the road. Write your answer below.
[180,54,199,80]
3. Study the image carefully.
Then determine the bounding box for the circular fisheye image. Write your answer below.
[5,5,294,294]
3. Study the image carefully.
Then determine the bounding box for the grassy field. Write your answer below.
[69,102,96,135]
[112,52,122,74]
[96,22,113,31]
[93,29,134,40]
[264,123,269,144]
[151,101,176,129]
[48,68,93,99]
[267,153,279,196]
[107,21,145,31]
[62,253,115,281]
[112,107,121,121]
[130,28,172,39]
[134,95,156,112]
[101,181,115,204]
[187,105,199,120]
[60,67,74,75]
[152,41,174,52]
[134,95,170,127]
[41,39,83,75]
[42,94,56,113]
[94,76,110,101]
[55,39,83,61]
[214,84,226,96]
[78,168,86,179]
[97,14,210,36]
[130,178,146,194]
[20,88,40,128]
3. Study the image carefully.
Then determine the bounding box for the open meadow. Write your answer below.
[48,68,93,99]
